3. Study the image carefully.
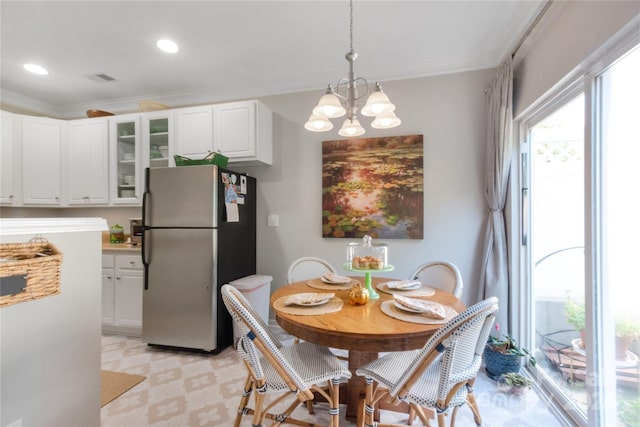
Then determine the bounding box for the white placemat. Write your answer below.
[273,295,344,316]
[306,278,355,291]
[380,300,457,324]
[376,282,435,297]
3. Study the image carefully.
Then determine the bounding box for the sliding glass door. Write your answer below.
[598,46,640,427]
[519,45,639,426]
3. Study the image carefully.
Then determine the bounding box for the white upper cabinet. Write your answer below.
[65,118,109,205]
[109,115,141,205]
[173,106,214,160]
[214,100,272,165]
[22,116,63,205]
[1,111,20,205]
[142,111,173,169]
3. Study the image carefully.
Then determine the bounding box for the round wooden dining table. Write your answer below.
[270,276,466,420]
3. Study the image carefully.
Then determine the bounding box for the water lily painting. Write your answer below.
[322,135,423,239]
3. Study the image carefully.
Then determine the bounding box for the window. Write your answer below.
[517,45,639,426]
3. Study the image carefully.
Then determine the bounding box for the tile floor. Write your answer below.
[101,327,564,426]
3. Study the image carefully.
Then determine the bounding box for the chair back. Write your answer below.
[287,256,337,284]
[409,260,463,298]
[221,284,311,396]
[390,297,498,401]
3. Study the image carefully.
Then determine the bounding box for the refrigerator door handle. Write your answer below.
[142,167,151,290]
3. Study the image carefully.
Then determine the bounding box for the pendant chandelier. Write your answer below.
[304,0,401,137]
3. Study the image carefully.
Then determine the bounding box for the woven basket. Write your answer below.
[484,345,522,381]
[0,240,63,308]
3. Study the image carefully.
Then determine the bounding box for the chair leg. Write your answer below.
[252,383,267,427]
[465,384,483,427]
[235,376,253,427]
[410,404,433,427]
[450,406,459,427]
[304,400,315,414]
[330,378,340,427]
[363,378,375,427]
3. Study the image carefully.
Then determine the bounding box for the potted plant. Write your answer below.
[499,372,533,395]
[565,298,586,348]
[109,224,125,244]
[615,313,640,360]
[484,333,536,381]
[565,299,640,359]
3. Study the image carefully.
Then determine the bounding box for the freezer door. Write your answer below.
[146,165,218,227]
[142,228,219,351]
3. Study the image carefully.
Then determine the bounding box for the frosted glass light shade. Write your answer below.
[313,93,346,118]
[361,85,395,117]
[338,118,365,137]
[371,111,401,129]
[304,113,333,132]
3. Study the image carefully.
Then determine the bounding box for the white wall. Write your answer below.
[513,0,639,117]
[0,218,106,427]
[241,69,494,306]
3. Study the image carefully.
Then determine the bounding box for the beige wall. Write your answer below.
[513,0,639,117]
[241,69,494,305]
[3,68,494,306]
[6,0,637,308]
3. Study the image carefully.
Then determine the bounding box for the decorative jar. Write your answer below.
[348,282,369,305]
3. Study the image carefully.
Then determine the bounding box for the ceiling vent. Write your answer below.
[86,73,117,83]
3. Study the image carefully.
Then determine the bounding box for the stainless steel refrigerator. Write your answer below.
[141,165,256,352]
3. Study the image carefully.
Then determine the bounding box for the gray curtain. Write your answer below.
[478,57,513,335]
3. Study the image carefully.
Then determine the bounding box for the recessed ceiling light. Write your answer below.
[24,63,48,75]
[156,39,179,53]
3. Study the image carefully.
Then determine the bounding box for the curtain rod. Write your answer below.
[484,0,554,94]
[511,0,554,59]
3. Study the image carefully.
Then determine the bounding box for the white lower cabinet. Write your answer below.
[102,253,143,336]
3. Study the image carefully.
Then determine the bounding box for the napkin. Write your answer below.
[385,280,422,289]
[321,272,351,284]
[285,292,335,306]
[393,295,446,319]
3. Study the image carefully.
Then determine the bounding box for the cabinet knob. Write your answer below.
[107,275,112,279]
[116,276,121,280]
[9,195,13,199]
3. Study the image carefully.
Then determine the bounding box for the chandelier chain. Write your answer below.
[304,0,400,136]
[349,0,354,53]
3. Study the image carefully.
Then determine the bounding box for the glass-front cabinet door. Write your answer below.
[110,115,140,204]
[142,112,172,169]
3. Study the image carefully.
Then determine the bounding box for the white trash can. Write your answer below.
[228,274,272,345]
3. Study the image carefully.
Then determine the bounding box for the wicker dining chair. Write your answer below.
[355,297,499,427]
[287,256,338,284]
[408,261,464,298]
[221,284,351,427]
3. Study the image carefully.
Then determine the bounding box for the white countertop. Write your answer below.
[0,217,108,236]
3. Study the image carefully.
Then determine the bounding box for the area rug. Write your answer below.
[101,370,146,407]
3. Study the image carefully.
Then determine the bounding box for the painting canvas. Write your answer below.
[322,135,424,239]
